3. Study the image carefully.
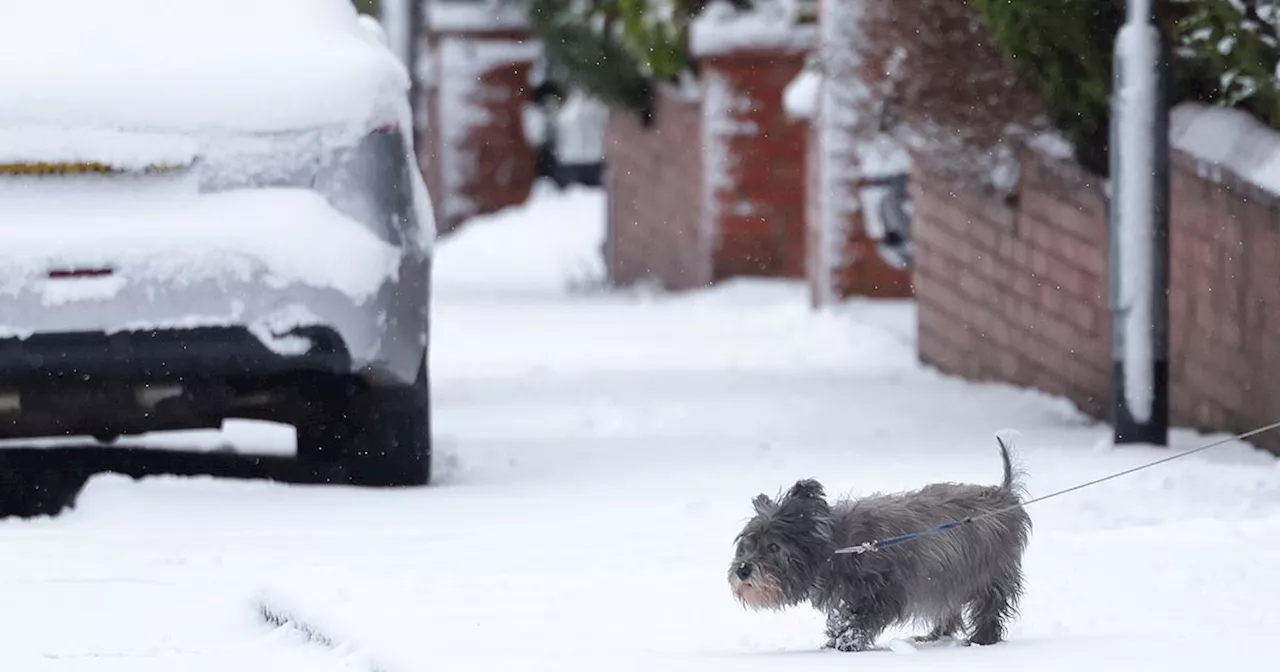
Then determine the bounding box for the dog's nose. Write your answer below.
[735,563,753,580]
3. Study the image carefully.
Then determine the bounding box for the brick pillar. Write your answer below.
[691,11,817,282]
[604,86,708,290]
[418,1,540,235]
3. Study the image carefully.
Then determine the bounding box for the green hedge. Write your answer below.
[528,0,711,122]
[529,0,665,121]
[1177,0,1280,126]
[972,0,1280,175]
[970,0,1122,174]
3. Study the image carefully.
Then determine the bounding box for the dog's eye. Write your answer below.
[768,543,780,553]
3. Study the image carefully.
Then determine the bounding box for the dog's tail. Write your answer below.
[994,432,1028,497]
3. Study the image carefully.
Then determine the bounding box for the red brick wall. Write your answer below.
[416,28,537,235]
[605,85,709,289]
[1167,152,1280,447]
[914,145,1280,454]
[913,150,1111,417]
[702,53,809,280]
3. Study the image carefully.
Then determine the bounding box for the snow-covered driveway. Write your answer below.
[5,184,1280,671]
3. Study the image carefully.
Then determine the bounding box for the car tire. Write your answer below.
[0,458,90,519]
[297,356,431,487]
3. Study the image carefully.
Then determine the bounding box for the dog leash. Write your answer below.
[832,419,1280,555]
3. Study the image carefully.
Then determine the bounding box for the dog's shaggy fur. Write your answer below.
[728,440,1031,651]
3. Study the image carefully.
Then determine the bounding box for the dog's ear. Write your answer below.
[784,478,825,501]
[752,494,776,516]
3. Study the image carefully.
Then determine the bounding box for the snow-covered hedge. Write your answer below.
[1176,0,1280,127]
[973,0,1280,176]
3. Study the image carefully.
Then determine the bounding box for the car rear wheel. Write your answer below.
[297,357,431,487]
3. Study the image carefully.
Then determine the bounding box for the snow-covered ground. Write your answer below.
[5,182,1280,670]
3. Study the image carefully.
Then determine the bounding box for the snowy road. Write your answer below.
[5,184,1280,670]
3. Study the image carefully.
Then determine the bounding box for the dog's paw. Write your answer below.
[824,636,870,653]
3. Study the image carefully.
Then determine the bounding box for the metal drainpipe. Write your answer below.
[1109,0,1170,446]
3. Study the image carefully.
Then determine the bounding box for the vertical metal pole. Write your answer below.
[408,0,427,119]
[379,0,413,67]
[1110,0,1170,446]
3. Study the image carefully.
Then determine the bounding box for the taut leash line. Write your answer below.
[832,420,1280,555]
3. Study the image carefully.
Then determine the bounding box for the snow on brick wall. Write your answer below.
[1171,102,1280,195]
[422,30,539,233]
[689,0,819,58]
[700,68,757,263]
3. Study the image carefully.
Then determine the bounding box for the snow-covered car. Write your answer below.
[0,0,437,485]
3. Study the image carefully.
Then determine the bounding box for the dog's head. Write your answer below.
[728,478,834,611]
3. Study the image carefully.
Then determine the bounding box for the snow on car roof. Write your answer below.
[0,0,409,133]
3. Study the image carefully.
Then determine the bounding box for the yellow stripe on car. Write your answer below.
[0,162,188,175]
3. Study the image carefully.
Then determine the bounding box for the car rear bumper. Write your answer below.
[0,270,425,379]
[0,324,356,441]
[0,325,351,384]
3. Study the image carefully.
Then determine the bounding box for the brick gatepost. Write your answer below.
[416,0,540,235]
[692,18,816,282]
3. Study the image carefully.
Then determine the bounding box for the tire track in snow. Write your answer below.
[256,596,389,672]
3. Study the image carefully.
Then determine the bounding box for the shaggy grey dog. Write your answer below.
[728,439,1031,651]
